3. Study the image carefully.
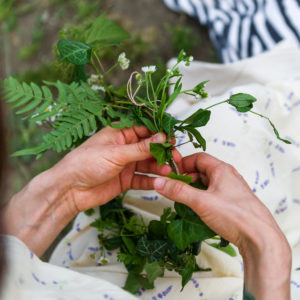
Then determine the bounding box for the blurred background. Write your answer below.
[0,0,216,259]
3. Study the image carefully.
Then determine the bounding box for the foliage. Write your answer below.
[3,14,291,294]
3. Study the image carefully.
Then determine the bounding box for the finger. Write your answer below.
[118,132,166,164]
[131,174,156,190]
[136,159,172,176]
[153,177,207,208]
[181,153,225,177]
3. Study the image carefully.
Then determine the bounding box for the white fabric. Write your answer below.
[2,40,300,300]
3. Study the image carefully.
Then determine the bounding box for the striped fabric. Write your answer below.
[162,0,300,62]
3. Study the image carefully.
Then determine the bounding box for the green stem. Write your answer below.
[149,74,157,107]
[249,110,269,121]
[93,51,106,74]
[105,62,119,75]
[205,100,229,110]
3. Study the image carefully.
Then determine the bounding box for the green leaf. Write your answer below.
[209,243,237,257]
[145,261,164,283]
[84,208,95,216]
[183,109,211,127]
[57,40,93,65]
[148,220,166,240]
[185,127,206,151]
[122,236,136,255]
[162,113,178,135]
[167,210,216,250]
[139,117,157,132]
[167,172,193,184]
[268,119,291,144]
[180,255,196,290]
[123,272,141,294]
[193,80,209,98]
[102,237,122,250]
[228,93,256,112]
[136,237,168,262]
[85,15,130,47]
[150,143,168,166]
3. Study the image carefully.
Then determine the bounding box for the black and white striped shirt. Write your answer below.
[162,0,300,62]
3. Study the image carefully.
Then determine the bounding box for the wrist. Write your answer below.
[240,221,291,299]
[2,166,76,256]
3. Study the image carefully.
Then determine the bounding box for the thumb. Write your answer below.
[154,177,206,208]
[118,132,166,164]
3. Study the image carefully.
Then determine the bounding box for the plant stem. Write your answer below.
[205,100,229,110]
[93,51,106,74]
[169,157,180,175]
[105,62,119,75]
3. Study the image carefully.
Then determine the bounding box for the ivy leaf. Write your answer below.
[228,93,256,112]
[180,255,196,290]
[185,127,206,150]
[145,261,164,283]
[57,40,93,65]
[85,15,130,47]
[168,212,216,250]
[162,113,178,135]
[183,109,211,127]
[167,172,193,184]
[148,220,167,240]
[150,143,168,166]
[136,237,168,262]
[209,243,237,257]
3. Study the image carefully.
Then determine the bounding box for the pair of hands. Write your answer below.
[4,125,291,299]
[57,125,280,251]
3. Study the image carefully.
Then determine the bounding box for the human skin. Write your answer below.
[2,126,171,256]
[153,153,292,300]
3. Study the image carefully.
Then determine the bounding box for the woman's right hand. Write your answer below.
[153,153,291,300]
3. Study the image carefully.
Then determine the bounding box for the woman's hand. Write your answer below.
[54,125,171,213]
[153,153,292,300]
[2,126,170,256]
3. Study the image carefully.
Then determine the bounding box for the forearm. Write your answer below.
[1,166,76,257]
[240,224,292,300]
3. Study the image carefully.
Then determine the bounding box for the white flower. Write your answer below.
[195,94,201,100]
[118,52,130,70]
[91,85,105,92]
[88,74,100,86]
[141,65,156,74]
[98,256,109,265]
[188,56,194,62]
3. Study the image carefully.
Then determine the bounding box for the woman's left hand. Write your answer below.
[55,125,170,213]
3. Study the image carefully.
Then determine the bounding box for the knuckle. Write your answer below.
[166,180,184,198]
[136,140,147,153]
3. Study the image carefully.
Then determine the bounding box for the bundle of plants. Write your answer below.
[3,14,290,294]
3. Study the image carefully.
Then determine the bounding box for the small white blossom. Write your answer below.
[88,74,100,86]
[118,52,130,70]
[195,94,201,100]
[188,56,194,62]
[91,85,105,92]
[141,65,156,74]
[98,256,109,265]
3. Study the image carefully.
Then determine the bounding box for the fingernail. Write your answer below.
[154,178,166,190]
[152,133,165,143]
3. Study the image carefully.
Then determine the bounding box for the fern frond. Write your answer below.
[4,77,53,119]
[4,77,134,157]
